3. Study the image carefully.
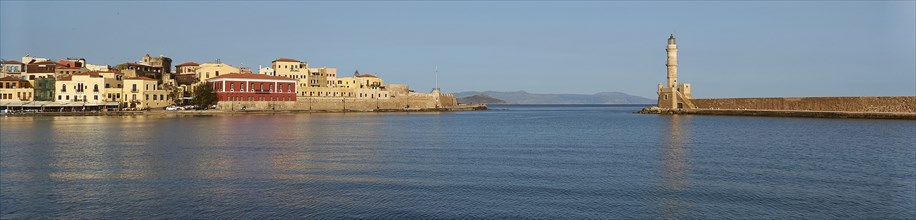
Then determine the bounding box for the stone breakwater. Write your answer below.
[690,96,916,113]
[638,97,916,120]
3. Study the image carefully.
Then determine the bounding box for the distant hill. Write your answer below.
[457,94,507,104]
[454,91,654,104]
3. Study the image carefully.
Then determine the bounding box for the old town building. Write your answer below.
[123,76,171,109]
[0,76,34,102]
[1,60,25,79]
[207,73,297,102]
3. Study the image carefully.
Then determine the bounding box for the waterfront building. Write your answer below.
[272,58,308,80]
[122,76,171,109]
[1,60,25,79]
[657,34,694,109]
[306,67,337,88]
[99,71,125,103]
[54,72,107,103]
[0,76,34,102]
[195,62,240,85]
[175,62,200,85]
[207,73,297,102]
[32,78,55,101]
[298,72,390,99]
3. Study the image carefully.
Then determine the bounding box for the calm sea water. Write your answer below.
[1,105,914,219]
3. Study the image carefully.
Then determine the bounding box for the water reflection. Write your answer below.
[659,115,691,219]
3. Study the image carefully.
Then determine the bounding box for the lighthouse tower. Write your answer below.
[666,34,678,88]
[658,34,693,109]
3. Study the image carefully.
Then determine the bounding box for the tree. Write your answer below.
[168,86,182,105]
[191,83,216,107]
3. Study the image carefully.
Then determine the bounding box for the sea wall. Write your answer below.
[215,93,459,112]
[691,96,916,113]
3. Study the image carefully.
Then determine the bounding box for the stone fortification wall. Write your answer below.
[215,93,458,112]
[691,96,916,113]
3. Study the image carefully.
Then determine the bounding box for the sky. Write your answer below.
[1,1,914,98]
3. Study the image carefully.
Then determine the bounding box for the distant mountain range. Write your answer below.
[454,91,654,104]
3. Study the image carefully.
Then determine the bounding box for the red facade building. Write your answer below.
[207,73,297,102]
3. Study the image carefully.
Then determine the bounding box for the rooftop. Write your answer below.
[0,76,26,81]
[272,58,300,63]
[209,73,295,81]
[31,61,57,65]
[176,62,200,67]
[124,76,157,81]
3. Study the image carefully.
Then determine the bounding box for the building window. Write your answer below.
[94,95,98,100]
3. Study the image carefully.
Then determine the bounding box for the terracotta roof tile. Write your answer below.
[1,60,24,65]
[176,62,200,67]
[272,58,300,63]
[356,74,378,78]
[0,76,24,81]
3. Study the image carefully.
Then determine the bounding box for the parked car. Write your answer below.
[165,106,181,111]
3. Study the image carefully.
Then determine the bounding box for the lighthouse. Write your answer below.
[666,34,678,88]
[657,34,693,109]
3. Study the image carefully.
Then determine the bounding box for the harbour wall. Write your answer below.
[690,96,916,113]
[215,93,462,112]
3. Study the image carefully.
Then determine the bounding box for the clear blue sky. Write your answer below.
[2,1,914,98]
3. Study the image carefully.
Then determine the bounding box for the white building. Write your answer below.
[258,65,275,76]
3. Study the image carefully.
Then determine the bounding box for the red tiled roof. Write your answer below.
[272,58,300,63]
[124,76,157,81]
[75,72,103,77]
[209,73,295,81]
[31,61,57,65]
[356,74,378,78]
[1,60,24,65]
[0,76,25,81]
[58,72,102,81]
[176,62,200,67]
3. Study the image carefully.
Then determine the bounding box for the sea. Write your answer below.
[1,104,914,219]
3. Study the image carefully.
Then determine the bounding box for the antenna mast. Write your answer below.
[435,66,439,91]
